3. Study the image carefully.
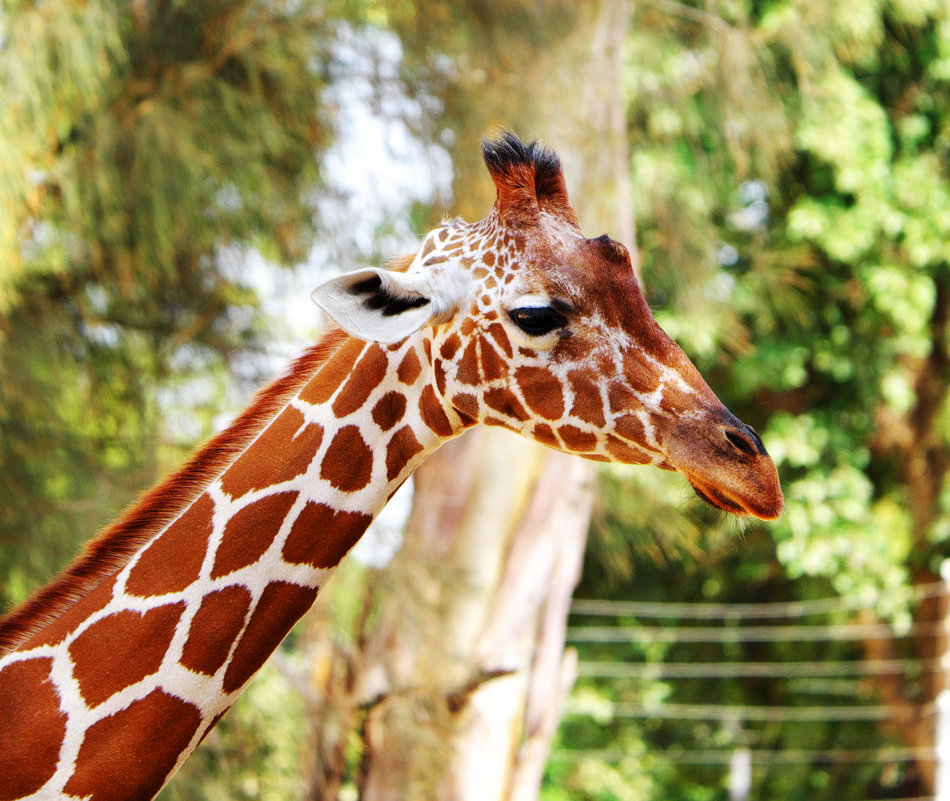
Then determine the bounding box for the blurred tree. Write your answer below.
[0,0,334,611]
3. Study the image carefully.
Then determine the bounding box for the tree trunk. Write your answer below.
[357,431,594,800]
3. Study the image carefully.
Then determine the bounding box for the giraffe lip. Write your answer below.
[688,482,748,515]
[684,472,784,520]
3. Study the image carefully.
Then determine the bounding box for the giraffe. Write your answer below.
[0,132,782,801]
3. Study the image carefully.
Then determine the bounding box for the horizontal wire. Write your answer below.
[566,621,943,644]
[548,747,937,766]
[565,585,947,777]
[570,581,947,620]
[563,701,895,722]
[576,658,938,679]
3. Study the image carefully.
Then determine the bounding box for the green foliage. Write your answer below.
[560,1,950,798]
[1,0,330,293]
[556,520,914,801]
[613,0,950,607]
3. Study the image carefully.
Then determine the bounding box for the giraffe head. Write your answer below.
[313,133,783,520]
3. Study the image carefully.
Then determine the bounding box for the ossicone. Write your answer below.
[481,130,579,229]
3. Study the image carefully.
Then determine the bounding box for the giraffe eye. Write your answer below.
[508,306,569,336]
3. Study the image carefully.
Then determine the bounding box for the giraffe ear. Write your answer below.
[311,268,461,344]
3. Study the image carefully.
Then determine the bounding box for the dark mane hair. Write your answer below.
[0,328,348,656]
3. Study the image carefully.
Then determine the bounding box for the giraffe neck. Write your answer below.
[0,330,467,801]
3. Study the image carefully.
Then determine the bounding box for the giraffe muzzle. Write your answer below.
[665,412,784,520]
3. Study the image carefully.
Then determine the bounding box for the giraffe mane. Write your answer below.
[0,328,349,657]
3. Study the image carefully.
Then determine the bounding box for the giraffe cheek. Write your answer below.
[434,361,448,396]
[478,338,508,382]
[455,339,480,385]
[451,392,480,422]
[558,424,598,453]
[621,352,662,394]
[532,423,560,449]
[483,387,529,421]
[607,383,638,415]
[515,367,565,420]
[439,332,462,360]
[605,436,653,465]
[658,384,701,416]
[568,370,606,428]
[485,321,513,358]
[614,414,647,444]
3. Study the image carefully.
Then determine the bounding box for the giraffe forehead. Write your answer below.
[427,215,653,344]
[507,231,639,311]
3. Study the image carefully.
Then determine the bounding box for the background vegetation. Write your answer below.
[2,1,950,799]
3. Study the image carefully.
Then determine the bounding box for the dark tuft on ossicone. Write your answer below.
[482,131,534,173]
[482,130,562,198]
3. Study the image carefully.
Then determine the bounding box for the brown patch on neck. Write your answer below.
[0,329,349,658]
[63,689,203,801]
[0,657,66,798]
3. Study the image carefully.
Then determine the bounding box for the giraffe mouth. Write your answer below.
[681,471,783,520]
[666,413,784,521]
[688,482,749,516]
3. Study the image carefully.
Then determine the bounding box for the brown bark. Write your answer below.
[355,431,594,801]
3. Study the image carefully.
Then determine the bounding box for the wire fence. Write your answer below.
[567,620,942,644]
[576,657,933,679]
[557,577,950,801]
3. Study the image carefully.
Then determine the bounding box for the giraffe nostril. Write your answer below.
[723,427,759,457]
